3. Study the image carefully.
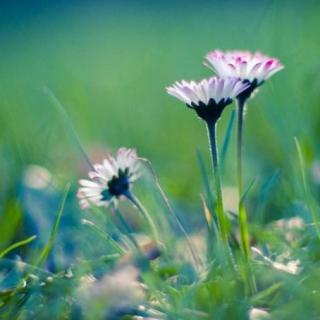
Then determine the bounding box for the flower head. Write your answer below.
[204,50,284,100]
[77,148,141,209]
[166,77,249,122]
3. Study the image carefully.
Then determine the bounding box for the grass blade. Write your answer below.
[196,149,214,210]
[221,109,236,172]
[295,137,320,238]
[200,194,218,237]
[240,178,257,205]
[35,184,70,267]
[250,282,283,306]
[141,157,202,270]
[255,170,281,222]
[81,218,125,254]
[0,235,37,259]
[43,87,93,170]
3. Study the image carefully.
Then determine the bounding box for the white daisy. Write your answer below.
[77,148,141,209]
[204,50,284,99]
[166,77,249,122]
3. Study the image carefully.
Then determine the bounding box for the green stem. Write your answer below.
[115,207,142,253]
[206,120,228,243]
[0,235,37,259]
[237,98,251,258]
[237,98,256,295]
[125,192,160,245]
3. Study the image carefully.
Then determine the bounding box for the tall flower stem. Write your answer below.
[236,98,251,259]
[206,120,228,243]
[125,192,160,245]
[237,97,257,295]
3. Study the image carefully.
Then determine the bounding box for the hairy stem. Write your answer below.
[115,207,141,252]
[237,98,256,294]
[126,192,160,244]
[206,120,228,243]
[237,98,251,258]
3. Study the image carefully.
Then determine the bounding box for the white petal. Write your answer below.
[205,49,283,83]
[79,179,101,188]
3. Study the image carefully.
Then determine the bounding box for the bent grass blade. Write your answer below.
[0,235,37,259]
[35,184,70,267]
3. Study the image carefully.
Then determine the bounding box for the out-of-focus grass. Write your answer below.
[1,0,320,204]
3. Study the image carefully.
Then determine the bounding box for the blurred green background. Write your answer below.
[1,0,320,204]
[1,2,320,317]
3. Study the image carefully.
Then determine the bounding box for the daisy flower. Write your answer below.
[166,77,249,122]
[77,148,141,209]
[204,50,284,100]
[167,77,249,242]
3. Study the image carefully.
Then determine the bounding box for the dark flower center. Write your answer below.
[237,78,261,102]
[189,98,232,122]
[101,168,130,199]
